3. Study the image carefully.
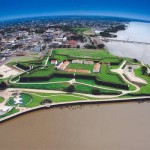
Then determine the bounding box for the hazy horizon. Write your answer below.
[0,0,150,21]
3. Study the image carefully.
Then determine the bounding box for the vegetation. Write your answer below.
[97,65,126,85]
[53,48,116,59]
[67,63,94,72]
[71,27,90,34]
[0,108,19,119]
[0,97,4,103]
[92,88,101,95]
[100,32,117,38]
[131,66,150,95]
[7,93,32,107]
[0,81,8,90]
[24,92,88,107]
[22,65,55,78]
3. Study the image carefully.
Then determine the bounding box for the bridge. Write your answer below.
[102,39,150,45]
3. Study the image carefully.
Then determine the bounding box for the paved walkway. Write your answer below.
[0,90,13,108]
[111,61,141,94]
[7,88,123,99]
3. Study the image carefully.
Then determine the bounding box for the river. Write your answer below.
[0,102,150,150]
[104,22,150,64]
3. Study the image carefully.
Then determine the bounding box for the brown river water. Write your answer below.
[0,102,150,150]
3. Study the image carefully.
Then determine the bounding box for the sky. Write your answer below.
[0,0,150,21]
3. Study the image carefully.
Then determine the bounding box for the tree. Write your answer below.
[41,99,52,105]
[77,45,80,49]
[141,66,147,75]
[66,84,75,92]
[92,88,101,95]
[128,66,132,72]
[133,59,139,63]
[0,81,8,90]
[97,44,105,49]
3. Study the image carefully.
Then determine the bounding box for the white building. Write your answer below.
[51,60,58,65]
[84,60,94,65]
[72,60,83,64]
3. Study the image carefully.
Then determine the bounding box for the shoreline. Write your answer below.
[1,96,150,123]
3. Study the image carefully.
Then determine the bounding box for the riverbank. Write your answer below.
[1,96,150,123]
[1,101,150,150]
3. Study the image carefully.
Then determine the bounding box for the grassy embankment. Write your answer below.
[0,108,19,119]
[132,65,150,95]
[21,92,89,107]
[0,97,4,103]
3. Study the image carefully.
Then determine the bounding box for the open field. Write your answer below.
[67,63,94,72]
[11,82,70,91]
[22,65,55,78]
[133,66,150,95]
[97,65,126,85]
[11,80,121,95]
[0,97,4,103]
[0,108,19,119]
[83,29,95,36]
[23,92,89,107]
[71,27,91,34]
[0,65,20,79]
[7,55,39,66]
[7,93,32,107]
[53,48,116,59]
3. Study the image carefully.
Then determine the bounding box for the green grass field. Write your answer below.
[53,48,117,60]
[11,80,121,96]
[97,65,126,85]
[67,63,94,71]
[7,93,32,107]
[24,92,89,107]
[133,66,150,95]
[7,55,40,67]
[11,82,70,91]
[71,27,91,34]
[0,108,19,119]
[22,65,55,78]
[0,97,4,103]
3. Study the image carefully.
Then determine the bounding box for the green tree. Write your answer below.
[141,66,147,75]
[92,88,101,95]
[0,81,8,90]
[66,84,75,92]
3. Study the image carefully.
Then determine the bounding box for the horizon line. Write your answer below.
[0,14,150,23]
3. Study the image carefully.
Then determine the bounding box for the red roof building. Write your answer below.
[67,40,77,48]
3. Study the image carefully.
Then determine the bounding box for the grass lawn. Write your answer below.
[7,56,39,67]
[22,65,55,78]
[71,27,90,34]
[74,83,121,95]
[7,93,32,107]
[133,66,150,95]
[67,63,94,72]
[24,92,88,107]
[0,97,4,103]
[22,77,73,83]
[11,82,70,91]
[53,48,117,60]
[11,80,121,95]
[97,65,126,85]
[52,55,68,62]
[83,29,95,36]
[0,108,19,119]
